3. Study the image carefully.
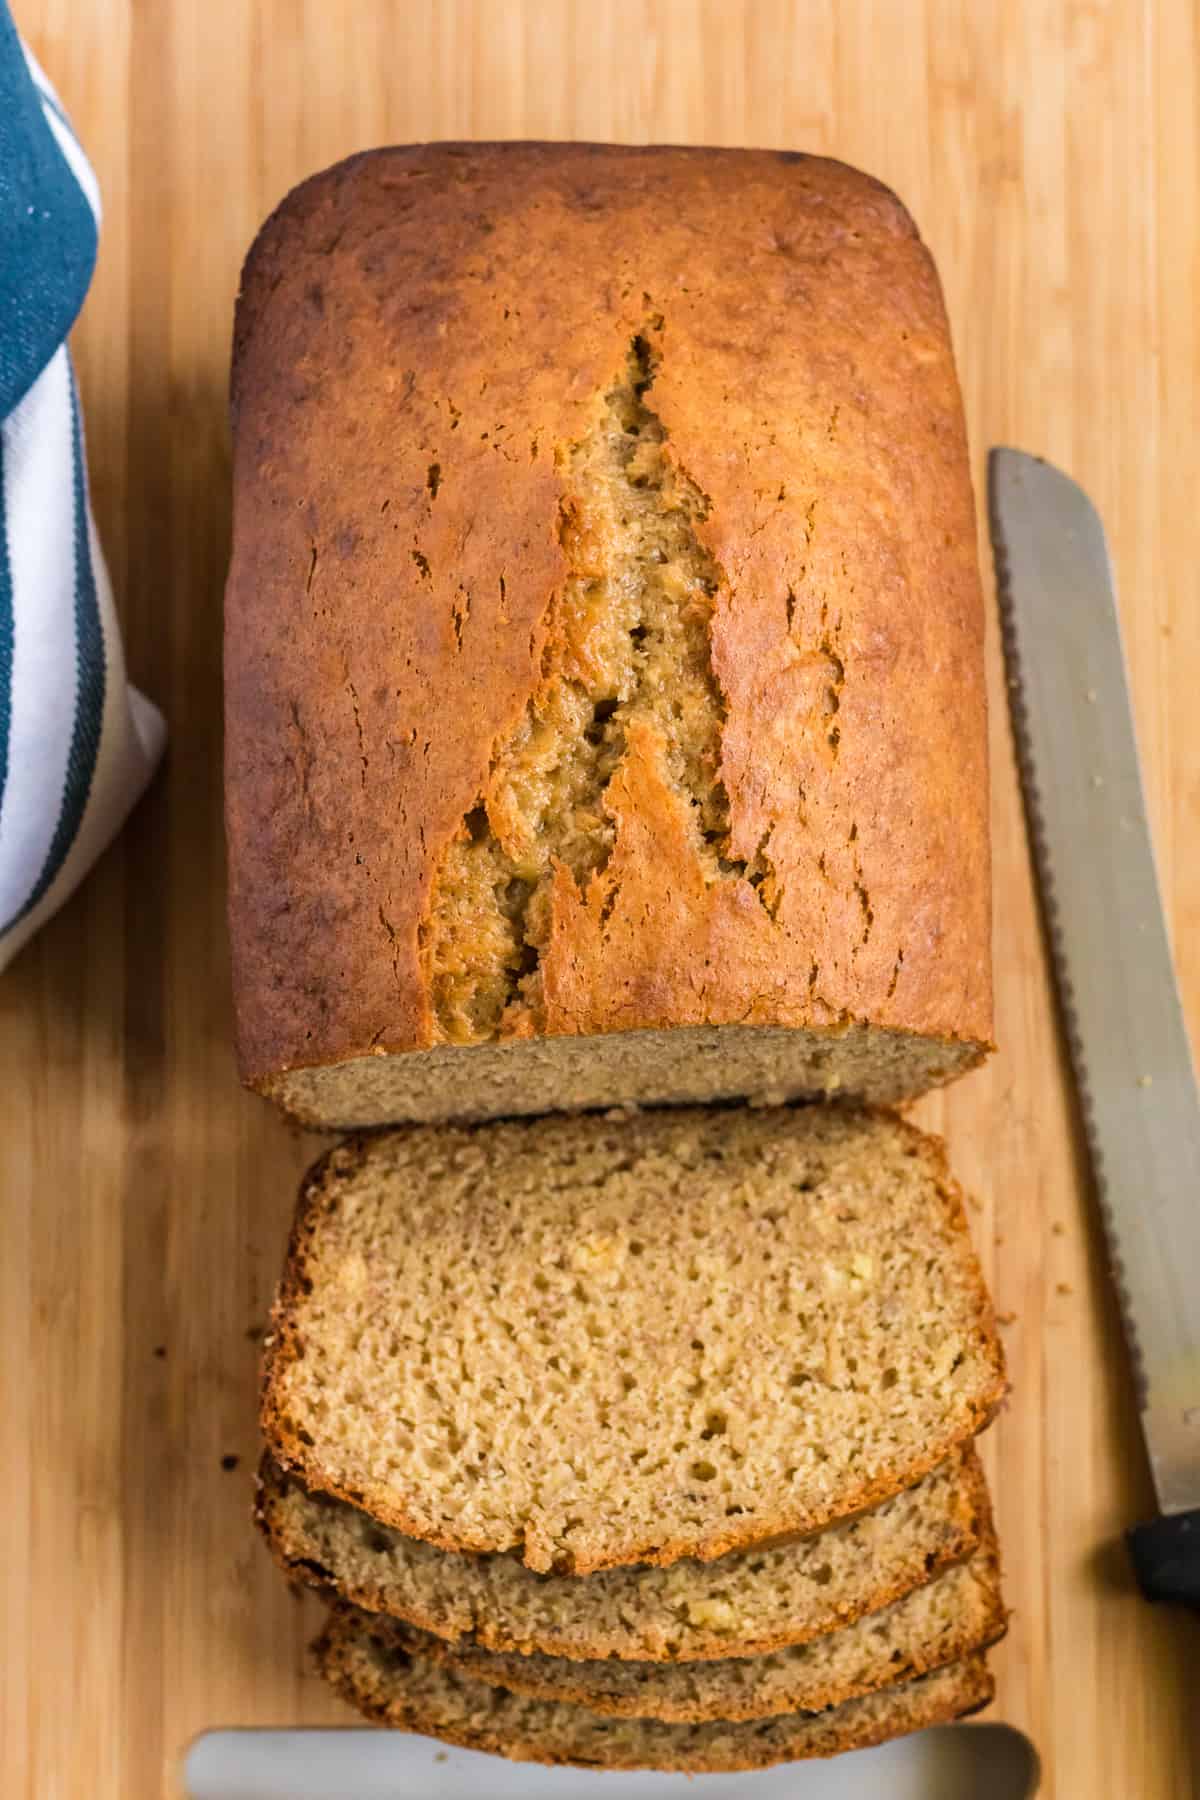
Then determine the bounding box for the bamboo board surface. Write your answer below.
[4,2,1198,1794]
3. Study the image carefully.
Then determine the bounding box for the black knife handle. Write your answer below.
[1127,1508,1200,1607]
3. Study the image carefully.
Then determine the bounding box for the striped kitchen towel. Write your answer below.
[0,4,164,971]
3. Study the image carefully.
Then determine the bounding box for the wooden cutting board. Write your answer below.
[4,2,1198,1794]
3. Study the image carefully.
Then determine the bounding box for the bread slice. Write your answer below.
[385,1521,1004,1723]
[313,1604,996,1771]
[257,1446,987,1663]
[262,1106,1004,1573]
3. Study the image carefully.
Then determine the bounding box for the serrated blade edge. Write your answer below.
[990,447,1200,1514]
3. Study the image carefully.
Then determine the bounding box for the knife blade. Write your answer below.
[990,447,1200,1606]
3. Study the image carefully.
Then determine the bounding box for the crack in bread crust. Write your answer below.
[422,325,769,1045]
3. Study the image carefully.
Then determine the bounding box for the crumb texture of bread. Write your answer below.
[261,1105,1005,1573]
[375,1521,1005,1722]
[225,142,992,1128]
[257,1446,985,1662]
[313,1605,996,1771]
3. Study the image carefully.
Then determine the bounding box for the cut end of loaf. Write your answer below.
[258,1020,987,1129]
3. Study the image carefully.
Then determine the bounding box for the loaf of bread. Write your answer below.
[342,1525,1003,1723]
[261,1105,1004,1573]
[314,1603,995,1770]
[257,1445,986,1662]
[226,142,992,1129]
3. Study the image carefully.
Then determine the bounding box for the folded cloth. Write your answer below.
[0,6,164,971]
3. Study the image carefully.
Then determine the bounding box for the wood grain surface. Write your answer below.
[4,2,1198,1795]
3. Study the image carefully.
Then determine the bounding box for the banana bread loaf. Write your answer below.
[225,142,991,1128]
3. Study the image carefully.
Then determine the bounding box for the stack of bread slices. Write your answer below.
[254,1109,1006,1771]
[229,143,1007,1772]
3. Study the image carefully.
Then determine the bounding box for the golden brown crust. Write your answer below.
[254,1445,989,1664]
[226,142,991,1092]
[312,1606,997,1770]
[259,1109,1007,1574]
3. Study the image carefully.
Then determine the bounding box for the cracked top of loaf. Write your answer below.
[225,143,991,1124]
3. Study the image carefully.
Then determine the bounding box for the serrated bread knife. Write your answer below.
[990,448,1200,1606]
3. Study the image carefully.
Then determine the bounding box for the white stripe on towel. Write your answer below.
[0,348,79,924]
